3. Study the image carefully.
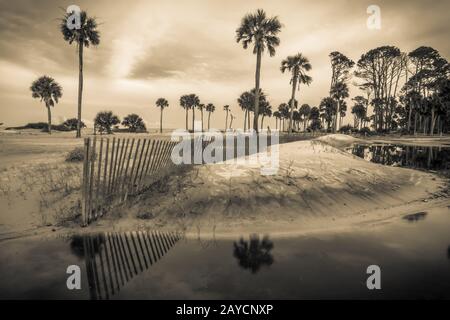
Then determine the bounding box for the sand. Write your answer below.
[105,135,449,238]
[0,131,448,240]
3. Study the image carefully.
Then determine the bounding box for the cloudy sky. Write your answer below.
[0,0,449,129]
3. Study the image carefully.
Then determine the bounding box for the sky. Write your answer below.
[0,0,449,130]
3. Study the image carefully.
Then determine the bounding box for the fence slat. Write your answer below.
[88,137,97,222]
[125,139,141,200]
[101,138,110,215]
[94,138,104,219]
[107,138,116,197]
[82,138,90,225]
[131,139,147,194]
[136,140,155,193]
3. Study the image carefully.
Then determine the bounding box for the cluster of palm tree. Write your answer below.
[273,101,320,132]
[28,8,450,137]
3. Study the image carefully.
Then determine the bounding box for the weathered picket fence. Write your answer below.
[80,132,316,225]
[81,137,179,225]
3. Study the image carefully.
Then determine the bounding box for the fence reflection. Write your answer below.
[72,230,182,300]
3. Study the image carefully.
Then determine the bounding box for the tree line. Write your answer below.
[28,8,450,136]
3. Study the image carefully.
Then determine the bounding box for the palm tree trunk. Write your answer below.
[334,101,340,133]
[248,111,251,131]
[288,76,298,135]
[47,104,52,134]
[201,109,204,131]
[244,109,247,131]
[261,115,265,130]
[414,113,417,135]
[407,103,412,133]
[160,107,163,133]
[430,107,436,136]
[225,110,228,131]
[253,47,262,133]
[185,108,188,131]
[192,107,195,132]
[76,42,83,138]
[208,111,211,130]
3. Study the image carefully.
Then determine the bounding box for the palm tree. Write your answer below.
[229,113,235,130]
[61,11,100,138]
[278,103,289,132]
[236,9,282,133]
[273,111,281,130]
[299,104,311,131]
[206,103,216,130]
[189,94,200,131]
[260,102,272,130]
[238,91,253,131]
[280,53,312,134]
[223,105,230,131]
[30,76,63,134]
[156,98,169,133]
[180,95,191,131]
[330,81,349,132]
[198,103,205,131]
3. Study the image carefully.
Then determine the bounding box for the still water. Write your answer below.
[1,206,449,299]
[347,143,450,171]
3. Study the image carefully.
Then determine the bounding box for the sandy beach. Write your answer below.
[0,131,448,240]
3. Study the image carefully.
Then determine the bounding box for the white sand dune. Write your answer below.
[121,137,448,237]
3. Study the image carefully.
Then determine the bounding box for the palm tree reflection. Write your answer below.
[233,234,274,274]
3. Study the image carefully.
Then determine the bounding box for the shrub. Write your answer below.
[65,147,85,162]
[63,118,86,131]
[122,113,147,132]
[338,124,354,133]
[94,111,120,134]
[359,127,372,136]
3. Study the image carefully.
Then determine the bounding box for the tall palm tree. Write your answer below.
[156,98,169,133]
[198,103,205,131]
[236,9,282,133]
[206,103,216,130]
[61,11,100,138]
[330,81,349,132]
[180,95,191,131]
[223,105,230,131]
[30,76,63,134]
[280,53,312,134]
[188,94,200,131]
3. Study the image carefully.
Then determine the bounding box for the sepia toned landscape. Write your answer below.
[0,0,449,300]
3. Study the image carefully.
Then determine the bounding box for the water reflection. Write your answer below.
[403,212,428,222]
[348,144,450,170]
[233,234,274,274]
[70,231,182,300]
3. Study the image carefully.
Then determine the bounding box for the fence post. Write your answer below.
[82,138,91,226]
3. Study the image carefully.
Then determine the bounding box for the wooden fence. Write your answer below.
[81,137,178,225]
[80,132,322,226]
[82,231,181,300]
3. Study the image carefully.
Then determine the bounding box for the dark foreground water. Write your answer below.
[347,143,450,171]
[1,206,449,300]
